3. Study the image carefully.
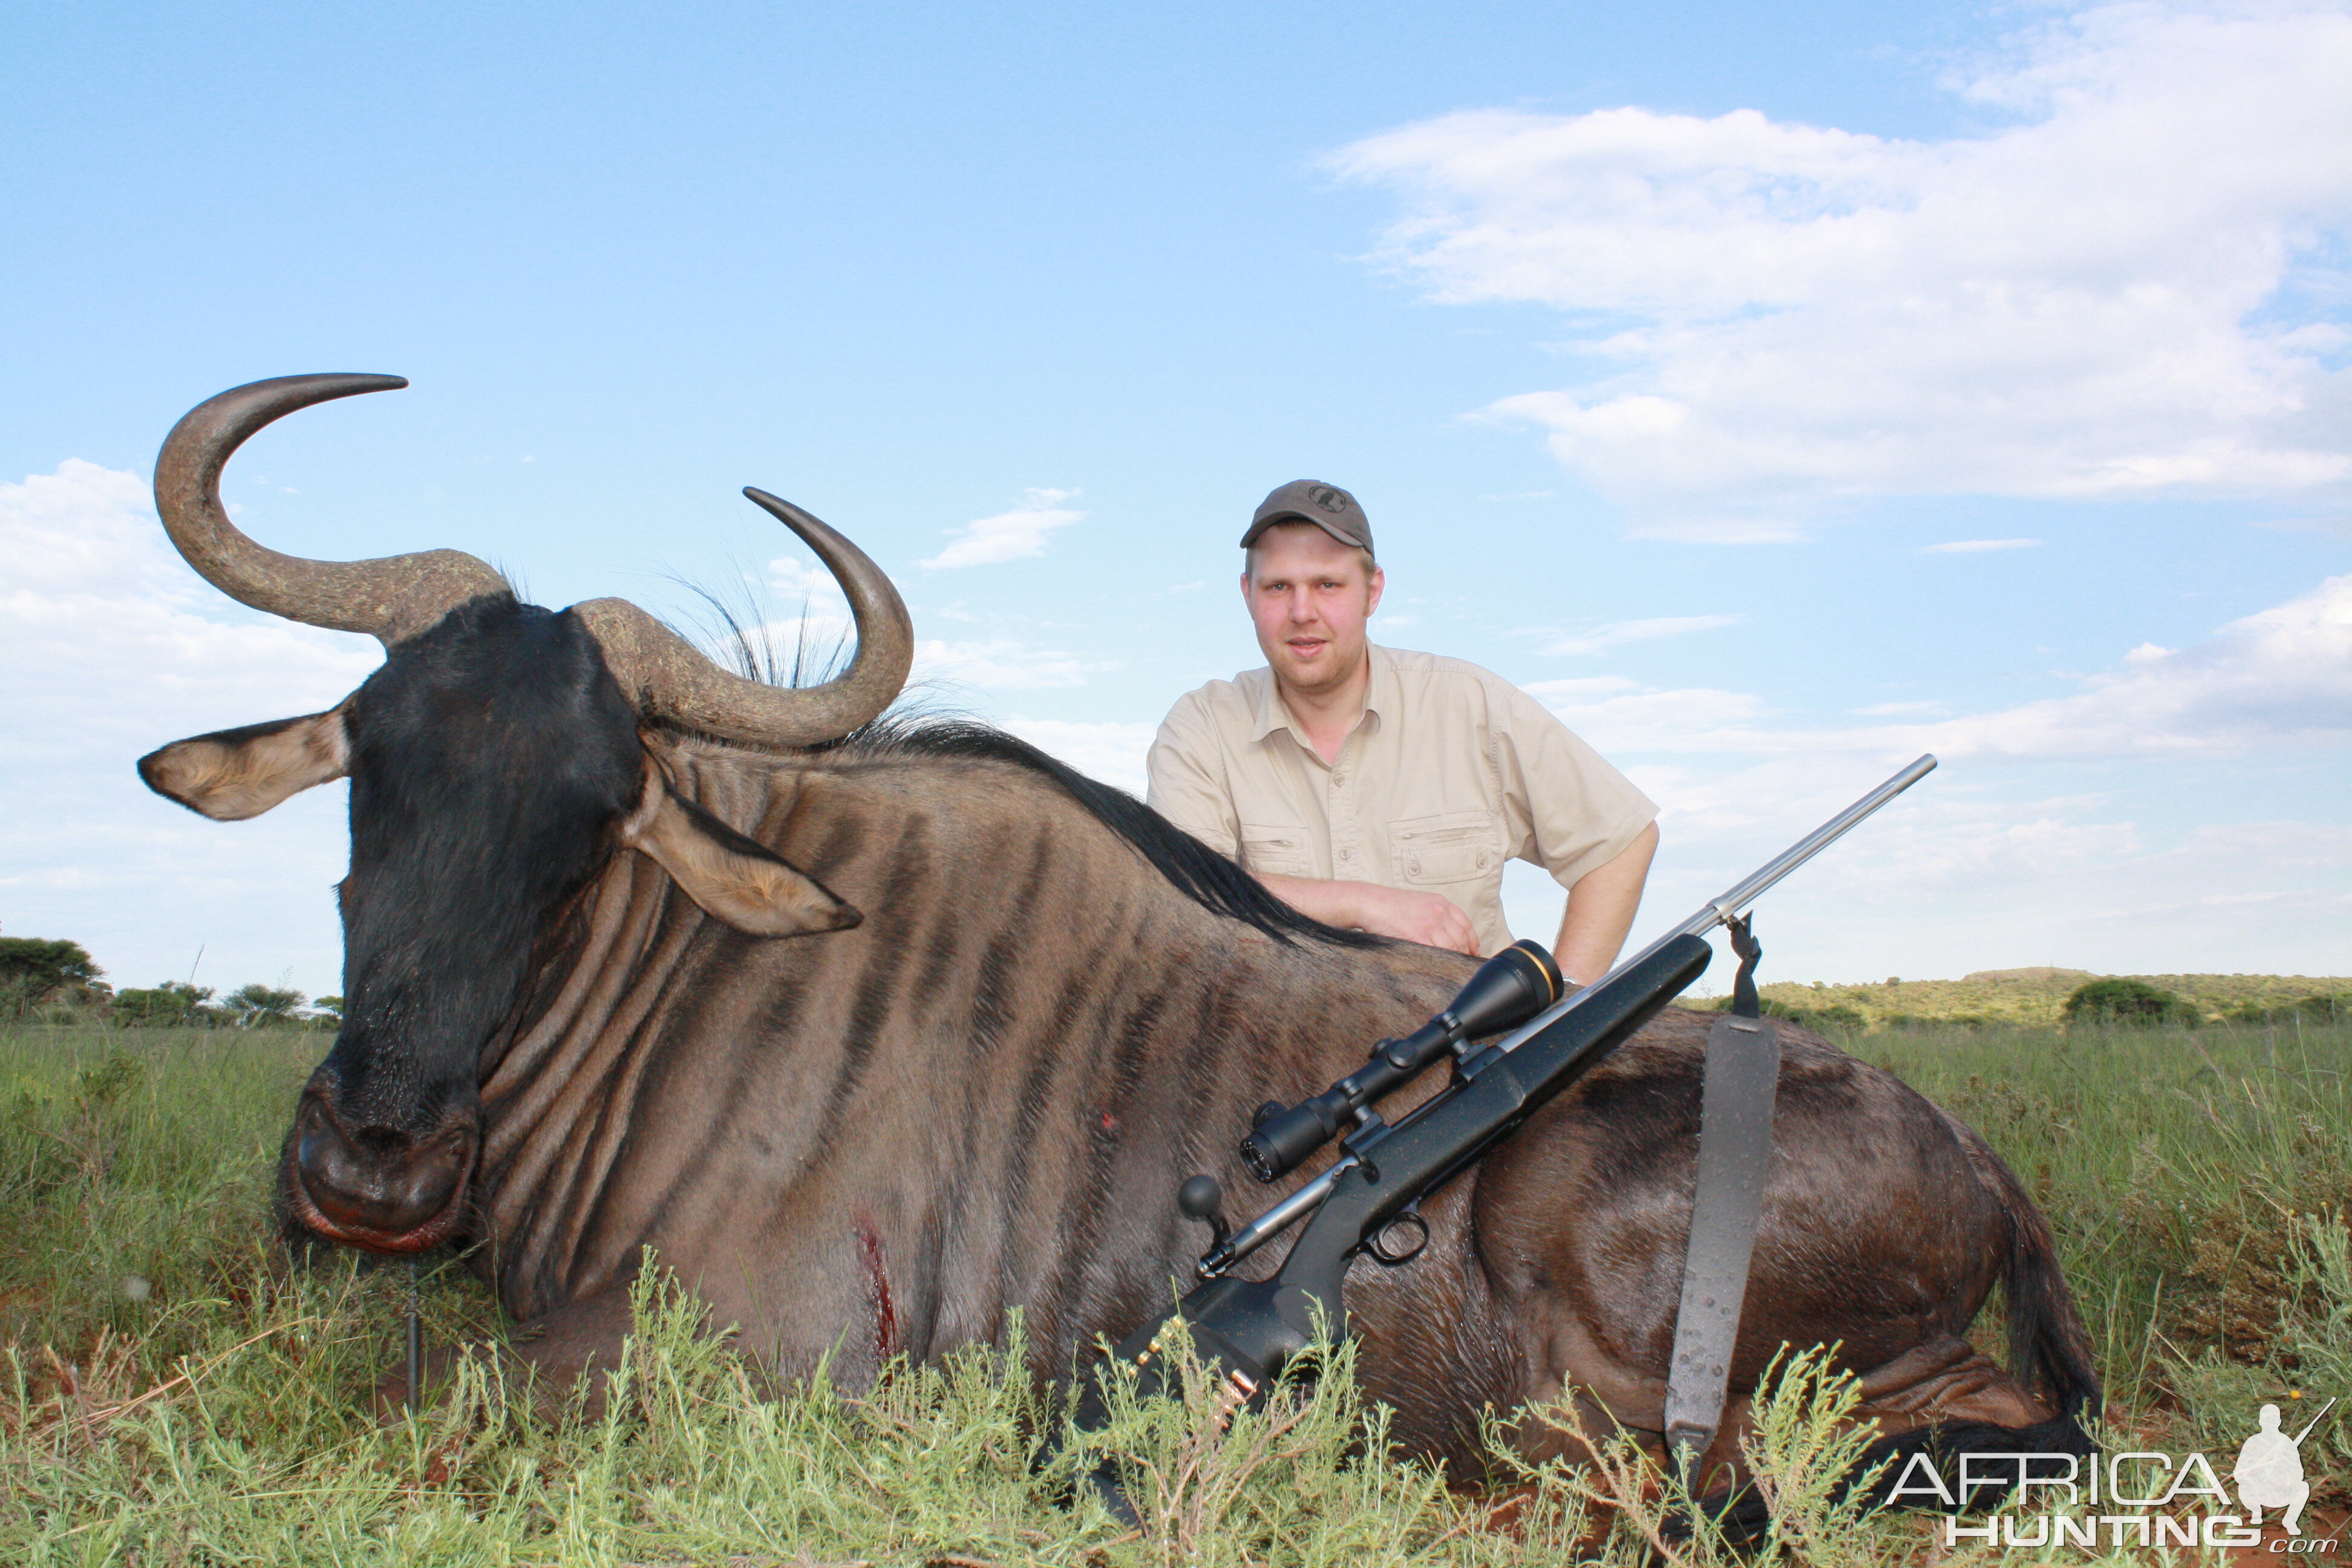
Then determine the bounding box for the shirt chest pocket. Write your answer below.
[1389,811,1500,886]
[1239,823,1313,878]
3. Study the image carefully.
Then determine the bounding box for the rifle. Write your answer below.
[1069,755,1937,1515]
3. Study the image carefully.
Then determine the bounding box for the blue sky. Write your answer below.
[4,0,2347,1001]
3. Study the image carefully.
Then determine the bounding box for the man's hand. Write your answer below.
[1256,873,1480,955]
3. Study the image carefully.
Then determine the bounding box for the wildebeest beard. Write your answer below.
[290,596,643,1243]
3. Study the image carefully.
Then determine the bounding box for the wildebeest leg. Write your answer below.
[1850,1334,2053,1431]
[1347,1180,1528,1472]
[367,1285,637,1422]
[1596,1336,2060,1491]
[505,1285,641,1409]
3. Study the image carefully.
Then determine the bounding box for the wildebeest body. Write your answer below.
[139,374,2097,1486]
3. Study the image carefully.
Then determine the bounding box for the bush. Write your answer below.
[2062,976,2199,1028]
[223,982,307,1029]
[2227,993,2350,1025]
[0,936,105,1016]
[113,981,224,1028]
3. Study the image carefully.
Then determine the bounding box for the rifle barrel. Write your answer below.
[1486,754,1936,1058]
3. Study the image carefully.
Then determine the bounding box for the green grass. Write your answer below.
[1847,1014,2352,1475]
[3,1014,2347,1564]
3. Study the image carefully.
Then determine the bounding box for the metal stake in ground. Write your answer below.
[406,1256,422,1414]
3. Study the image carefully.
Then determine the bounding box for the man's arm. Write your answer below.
[1550,820,1658,984]
[1255,873,1481,956]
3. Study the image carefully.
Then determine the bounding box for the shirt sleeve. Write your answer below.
[1145,693,1241,858]
[1495,683,1657,890]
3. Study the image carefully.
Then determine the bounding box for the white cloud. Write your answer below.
[0,462,380,997]
[1911,573,2352,758]
[1333,2,2352,526]
[1535,613,1742,656]
[999,717,1158,797]
[909,636,1112,691]
[1528,678,1775,754]
[917,488,1085,570]
[1925,538,2042,553]
[1605,785,2352,982]
[1536,574,2352,762]
[765,553,851,612]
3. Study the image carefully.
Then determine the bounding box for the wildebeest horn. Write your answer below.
[573,488,914,746]
[154,374,510,645]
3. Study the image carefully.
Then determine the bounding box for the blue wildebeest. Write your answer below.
[139,374,2096,1486]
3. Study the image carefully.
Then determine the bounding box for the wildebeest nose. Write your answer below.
[294,1097,472,1241]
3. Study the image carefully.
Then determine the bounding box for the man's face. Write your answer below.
[1241,524,1385,697]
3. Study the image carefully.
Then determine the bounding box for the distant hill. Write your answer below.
[1697,970,2350,1028]
[1960,967,2092,982]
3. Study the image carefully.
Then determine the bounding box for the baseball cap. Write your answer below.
[1241,480,1374,556]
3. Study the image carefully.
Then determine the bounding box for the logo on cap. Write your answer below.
[1310,486,1350,515]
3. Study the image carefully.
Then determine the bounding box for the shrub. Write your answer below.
[223,983,307,1029]
[2226,993,2350,1025]
[0,936,105,1016]
[113,981,223,1028]
[2063,977,2200,1028]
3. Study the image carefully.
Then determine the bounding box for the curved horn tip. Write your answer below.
[742,485,808,520]
[163,374,413,452]
[198,371,408,408]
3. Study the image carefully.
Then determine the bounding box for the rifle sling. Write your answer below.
[1662,1008,1780,1478]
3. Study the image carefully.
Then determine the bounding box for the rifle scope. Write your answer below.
[1240,939,1562,1183]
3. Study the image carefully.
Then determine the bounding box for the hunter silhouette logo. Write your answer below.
[2237,1396,2333,1535]
[1891,1392,2342,1552]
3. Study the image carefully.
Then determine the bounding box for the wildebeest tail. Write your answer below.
[1965,1121,2101,1423]
[1832,1117,2102,1518]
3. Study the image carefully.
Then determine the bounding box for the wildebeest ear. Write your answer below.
[139,709,351,821]
[618,773,862,938]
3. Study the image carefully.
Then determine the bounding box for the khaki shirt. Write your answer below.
[1145,645,1656,955]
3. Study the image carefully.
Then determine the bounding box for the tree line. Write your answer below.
[0,934,338,1029]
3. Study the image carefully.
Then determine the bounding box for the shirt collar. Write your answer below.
[1250,643,1392,746]
[1362,641,1397,723]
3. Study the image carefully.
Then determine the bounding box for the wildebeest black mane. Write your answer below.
[846,716,1380,949]
[675,595,1374,947]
